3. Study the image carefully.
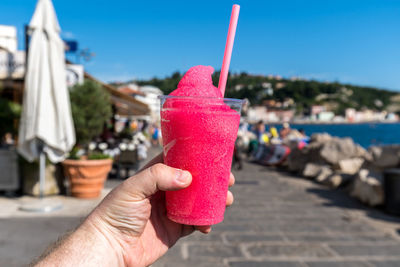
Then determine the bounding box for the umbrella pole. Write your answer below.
[19,148,63,213]
[39,151,45,199]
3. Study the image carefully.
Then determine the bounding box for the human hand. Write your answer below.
[82,153,235,266]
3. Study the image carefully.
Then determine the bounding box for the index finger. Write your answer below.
[139,153,164,172]
[229,173,235,187]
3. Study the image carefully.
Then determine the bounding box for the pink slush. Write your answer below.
[160,66,242,225]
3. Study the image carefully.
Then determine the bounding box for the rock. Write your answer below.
[287,143,326,173]
[368,145,400,168]
[337,158,364,175]
[287,134,369,174]
[319,137,360,165]
[350,169,384,206]
[322,173,353,188]
[310,133,333,143]
[315,167,333,183]
[21,163,61,196]
[302,163,326,178]
[355,144,369,159]
[287,148,309,172]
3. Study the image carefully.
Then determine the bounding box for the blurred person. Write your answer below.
[2,132,14,147]
[254,120,265,143]
[232,138,243,170]
[151,124,160,146]
[270,126,279,139]
[137,120,144,132]
[298,128,305,137]
[120,120,133,139]
[33,154,235,266]
[130,120,138,132]
[280,122,291,139]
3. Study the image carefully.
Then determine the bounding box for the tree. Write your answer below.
[69,80,112,147]
[0,95,21,140]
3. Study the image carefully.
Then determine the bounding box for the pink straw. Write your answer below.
[218,4,240,96]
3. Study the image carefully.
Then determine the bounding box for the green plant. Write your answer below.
[69,80,112,153]
[0,97,21,140]
[88,152,111,160]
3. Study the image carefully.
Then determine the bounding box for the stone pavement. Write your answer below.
[1,155,400,266]
[153,161,400,267]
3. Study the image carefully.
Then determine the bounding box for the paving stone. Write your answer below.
[285,234,395,243]
[369,261,400,267]
[182,231,223,242]
[213,223,257,232]
[229,261,303,267]
[152,258,225,267]
[3,156,400,266]
[225,233,284,243]
[0,217,83,266]
[187,244,243,259]
[305,261,371,267]
[246,244,334,257]
[323,223,377,233]
[330,245,400,256]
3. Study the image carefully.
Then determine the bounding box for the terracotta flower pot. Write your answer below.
[62,158,113,199]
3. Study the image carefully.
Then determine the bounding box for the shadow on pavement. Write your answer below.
[306,187,400,228]
[256,163,400,232]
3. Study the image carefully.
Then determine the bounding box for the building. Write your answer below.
[317,111,335,122]
[133,85,164,122]
[0,25,17,52]
[247,106,295,123]
[311,105,326,116]
[0,24,150,121]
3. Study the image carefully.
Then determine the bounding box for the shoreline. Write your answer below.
[243,119,400,125]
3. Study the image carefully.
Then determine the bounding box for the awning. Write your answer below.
[83,72,150,116]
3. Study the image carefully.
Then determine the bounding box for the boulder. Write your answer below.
[315,167,333,183]
[310,133,333,143]
[287,142,326,173]
[302,163,327,178]
[368,145,400,169]
[287,148,309,172]
[337,158,364,175]
[322,173,353,188]
[319,137,362,165]
[287,134,368,174]
[350,169,384,206]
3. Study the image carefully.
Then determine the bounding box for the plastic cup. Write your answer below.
[159,95,243,225]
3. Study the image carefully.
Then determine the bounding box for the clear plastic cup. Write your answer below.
[159,95,243,225]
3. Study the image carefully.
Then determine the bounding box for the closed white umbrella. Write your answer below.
[18,0,75,211]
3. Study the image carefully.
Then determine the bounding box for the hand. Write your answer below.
[83,153,235,266]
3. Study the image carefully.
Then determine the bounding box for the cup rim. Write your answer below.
[158,95,244,103]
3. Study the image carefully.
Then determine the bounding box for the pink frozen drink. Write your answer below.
[160,66,242,225]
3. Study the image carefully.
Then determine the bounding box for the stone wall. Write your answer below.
[286,133,400,206]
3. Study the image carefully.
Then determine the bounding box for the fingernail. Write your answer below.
[176,169,190,184]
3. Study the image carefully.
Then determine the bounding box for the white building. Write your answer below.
[134,85,163,122]
[0,25,17,52]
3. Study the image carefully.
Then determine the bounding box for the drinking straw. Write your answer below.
[218,4,240,96]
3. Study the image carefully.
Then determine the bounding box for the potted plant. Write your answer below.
[62,80,113,198]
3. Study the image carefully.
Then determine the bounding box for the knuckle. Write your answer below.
[148,163,165,178]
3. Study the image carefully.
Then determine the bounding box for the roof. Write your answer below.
[118,86,146,96]
[139,85,163,95]
[84,72,150,116]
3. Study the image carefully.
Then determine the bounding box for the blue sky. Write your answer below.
[1,0,400,91]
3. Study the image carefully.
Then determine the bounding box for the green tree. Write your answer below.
[0,97,21,140]
[69,80,112,147]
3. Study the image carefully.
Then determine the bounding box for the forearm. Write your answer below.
[34,217,124,267]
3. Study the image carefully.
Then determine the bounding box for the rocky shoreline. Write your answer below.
[284,133,400,207]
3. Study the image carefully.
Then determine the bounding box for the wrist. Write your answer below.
[81,212,126,266]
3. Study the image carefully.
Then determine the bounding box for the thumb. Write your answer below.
[124,163,192,200]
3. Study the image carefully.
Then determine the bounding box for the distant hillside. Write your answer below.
[115,71,400,115]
